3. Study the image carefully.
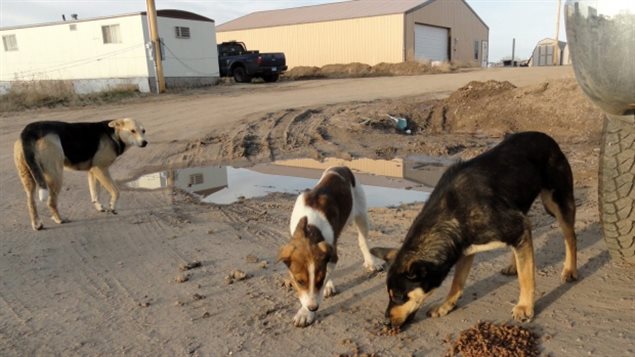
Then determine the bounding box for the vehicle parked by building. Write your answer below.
[217,41,286,83]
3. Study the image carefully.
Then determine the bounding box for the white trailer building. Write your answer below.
[0,10,219,94]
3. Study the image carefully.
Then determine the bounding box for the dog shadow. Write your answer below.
[317,263,385,319]
[457,222,604,311]
[534,249,609,314]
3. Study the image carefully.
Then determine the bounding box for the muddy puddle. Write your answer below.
[124,156,453,208]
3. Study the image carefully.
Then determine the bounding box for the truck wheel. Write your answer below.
[598,114,635,264]
[262,74,280,83]
[233,66,251,83]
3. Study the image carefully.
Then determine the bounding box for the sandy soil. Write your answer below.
[1,66,633,356]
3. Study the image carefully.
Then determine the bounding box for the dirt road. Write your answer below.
[1,66,633,356]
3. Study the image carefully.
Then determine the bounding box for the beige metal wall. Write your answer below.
[274,158,404,178]
[217,14,404,68]
[405,0,488,64]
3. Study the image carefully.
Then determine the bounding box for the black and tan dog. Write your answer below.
[371,131,577,328]
[14,118,147,230]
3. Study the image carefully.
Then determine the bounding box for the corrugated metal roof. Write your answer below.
[217,0,431,32]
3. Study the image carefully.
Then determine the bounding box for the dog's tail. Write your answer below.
[20,129,49,200]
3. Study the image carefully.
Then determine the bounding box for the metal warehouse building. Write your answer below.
[217,0,489,68]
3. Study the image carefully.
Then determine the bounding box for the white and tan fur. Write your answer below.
[14,118,147,230]
[279,166,384,327]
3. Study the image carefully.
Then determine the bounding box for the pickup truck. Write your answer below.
[217,41,287,83]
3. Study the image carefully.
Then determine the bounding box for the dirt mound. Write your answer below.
[284,61,460,80]
[445,321,540,357]
[283,66,324,80]
[413,78,604,140]
[185,78,603,174]
[449,80,517,102]
[321,63,373,78]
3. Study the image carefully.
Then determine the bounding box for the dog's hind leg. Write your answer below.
[541,189,578,282]
[351,184,385,271]
[511,222,535,322]
[353,213,385,271]
[324,262,337,298]
[428,253,475,318]
[14,140,43,230]
[43,164,66,224]
[91,166,119,214]
[500,252,517,276]
[38,139,66,224]
[88,170,105,212]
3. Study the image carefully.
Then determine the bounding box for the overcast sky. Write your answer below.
[0,0,566,63]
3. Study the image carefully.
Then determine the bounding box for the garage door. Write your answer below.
[414,24,449,62]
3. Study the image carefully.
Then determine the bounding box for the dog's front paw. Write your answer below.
[32,221,43,231]
[51,216,68,224]
[324,280,337,298]
[511,304,534,322]
[93,202,105,212]
[363,256,385,272]
[293,308,316,327]
[560,268,578,283]
[427,302,456,318]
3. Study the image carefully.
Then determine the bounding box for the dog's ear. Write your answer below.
[370,247,398,263]
[317,241,333,261]
[108,118,125,128]
[277,244,295,267]
[292,216,309,239]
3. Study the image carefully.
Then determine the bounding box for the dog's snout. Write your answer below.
[140,140,148,147]
[307,304,319,312]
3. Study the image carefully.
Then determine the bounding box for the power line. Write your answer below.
[8,43,146,80]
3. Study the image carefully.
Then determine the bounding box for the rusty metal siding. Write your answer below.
[405,0,489,65]
[217,14,404,68]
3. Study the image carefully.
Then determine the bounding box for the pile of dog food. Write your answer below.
[445,321,540,357]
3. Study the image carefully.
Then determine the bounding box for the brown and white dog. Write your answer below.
[278,166,385,327]
[14,118,147,230]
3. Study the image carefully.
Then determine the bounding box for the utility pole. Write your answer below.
[554,0,562,65]
[512,38,516,67]
[146,0,165,93]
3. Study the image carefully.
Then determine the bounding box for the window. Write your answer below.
[102,24,121,44]
[3,34,18,51]
[189,173,204,186]
[175,26,190,39]
[474,41,479,60]
[69,24,77,31]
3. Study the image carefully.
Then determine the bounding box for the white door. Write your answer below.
[414,24,449,62]
[481,40,488,67]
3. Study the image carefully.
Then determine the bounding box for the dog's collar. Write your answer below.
[110,133,126,156]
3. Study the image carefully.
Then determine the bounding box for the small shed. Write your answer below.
[528,38,571,66]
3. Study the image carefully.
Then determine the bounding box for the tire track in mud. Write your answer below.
[275,108,325,160]
[212,108,327,163]
[216,201,288,250]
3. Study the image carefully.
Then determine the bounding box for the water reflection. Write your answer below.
[125,156,454,208]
